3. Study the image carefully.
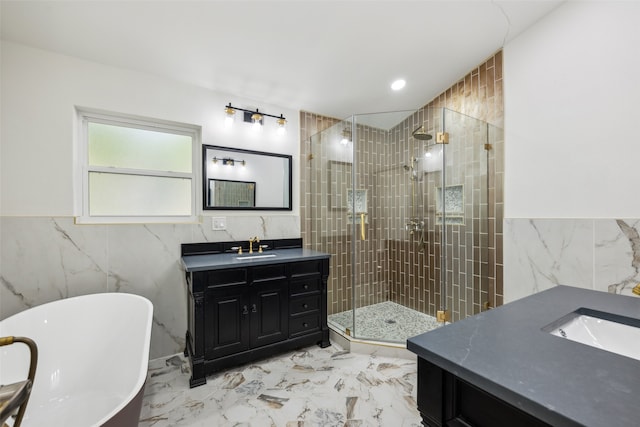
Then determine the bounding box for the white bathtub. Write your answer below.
[0,293,153,427]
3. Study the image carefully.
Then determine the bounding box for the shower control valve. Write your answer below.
[405,219,425,232]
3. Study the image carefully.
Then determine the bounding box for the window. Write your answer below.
[76,109,199,223]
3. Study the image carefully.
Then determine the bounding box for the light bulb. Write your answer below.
[276,116,287,136]
[251,113,263,132]
[224,105,235,128]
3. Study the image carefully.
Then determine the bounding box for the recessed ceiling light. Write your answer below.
[391,79,406,91]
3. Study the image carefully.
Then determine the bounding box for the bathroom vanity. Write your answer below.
[407,286,640,427]
[181,238,330,387]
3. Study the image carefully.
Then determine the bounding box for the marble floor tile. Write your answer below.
[140,344,421,426]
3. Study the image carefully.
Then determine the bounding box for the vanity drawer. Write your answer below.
[290,295,320,315]
[206,268,247,288]
[252,264,286,281]
[290,260,323,276]
[290,313,320,336]
[290,277,320,295]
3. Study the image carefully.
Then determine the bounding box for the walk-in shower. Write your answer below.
[306,107,502,345]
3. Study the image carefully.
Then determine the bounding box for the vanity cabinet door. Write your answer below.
[250,278,289,348]
[204,284,250,360]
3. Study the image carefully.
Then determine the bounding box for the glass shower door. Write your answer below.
[349,109,447,343]
[349,112,389,341]
[439,108,490,322]
[308,120,356,337]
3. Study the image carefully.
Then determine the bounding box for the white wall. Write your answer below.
[0,41,301,359]
[503,1,640,303]
[1,40,299,217]
[504,1,640,219]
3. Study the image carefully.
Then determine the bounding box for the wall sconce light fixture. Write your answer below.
[223,103,287,134]
[213,157,246,167]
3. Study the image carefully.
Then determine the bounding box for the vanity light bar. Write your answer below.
[224,103,286,127]
[212,157,246,167]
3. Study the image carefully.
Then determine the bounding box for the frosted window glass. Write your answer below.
[89,172,191,216]
[88,122,192,173]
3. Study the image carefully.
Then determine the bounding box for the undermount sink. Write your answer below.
[545,308,640,361]
[235,254,277,260]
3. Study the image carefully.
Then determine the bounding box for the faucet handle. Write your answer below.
[231,246,243,254]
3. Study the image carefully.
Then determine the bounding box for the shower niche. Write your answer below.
[347,189,367,225]
[436,185,464,225]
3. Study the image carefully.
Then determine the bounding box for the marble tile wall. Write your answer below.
[0,215,299,359]
[504,218,640,303]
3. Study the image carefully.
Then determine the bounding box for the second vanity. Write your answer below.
[407,286,640,427]
[181,238,330,387]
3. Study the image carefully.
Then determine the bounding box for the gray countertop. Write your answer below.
[181,248,329,272]
[407,286,640,427]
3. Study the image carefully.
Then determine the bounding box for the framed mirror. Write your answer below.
[203,145,292,210]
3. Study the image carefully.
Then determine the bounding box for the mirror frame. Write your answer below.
[202,144,292,211]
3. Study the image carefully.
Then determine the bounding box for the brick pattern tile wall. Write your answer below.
[300,51,504,318]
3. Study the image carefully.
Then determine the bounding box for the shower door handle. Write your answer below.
[360,213,366,240]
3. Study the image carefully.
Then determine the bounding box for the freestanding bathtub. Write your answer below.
[0,293,153,427]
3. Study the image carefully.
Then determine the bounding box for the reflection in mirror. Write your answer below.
[209,179,255,207]
[203,145,292,210]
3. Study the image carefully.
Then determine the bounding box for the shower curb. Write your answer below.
[328,328,415,360]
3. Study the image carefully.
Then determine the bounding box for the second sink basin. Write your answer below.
[545,308,640,361]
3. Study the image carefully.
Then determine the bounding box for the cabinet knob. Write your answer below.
[242,305,249,315]
[251,304,257,313]
[303,284,309,290]
[302,303,308,309]
[302,322,308,328]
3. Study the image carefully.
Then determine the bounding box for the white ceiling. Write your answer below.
[0,1,563,122]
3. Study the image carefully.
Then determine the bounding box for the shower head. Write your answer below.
[412,126,433,141]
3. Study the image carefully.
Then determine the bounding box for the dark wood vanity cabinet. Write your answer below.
[416,357,550,427]
[182,241,330,387]
[203,264,289,361]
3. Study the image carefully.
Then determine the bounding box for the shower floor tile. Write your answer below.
[327,301,442,343]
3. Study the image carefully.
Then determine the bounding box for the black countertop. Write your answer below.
[182,248,330,272]
[407,286,640,427]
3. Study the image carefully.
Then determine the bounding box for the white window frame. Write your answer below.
[75,108,200,224]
